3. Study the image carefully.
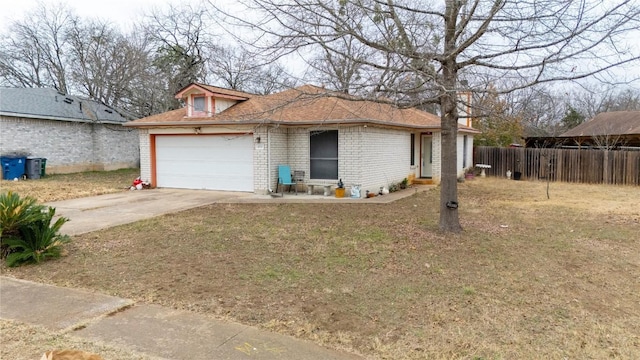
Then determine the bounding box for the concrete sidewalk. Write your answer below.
[0,277,361,360]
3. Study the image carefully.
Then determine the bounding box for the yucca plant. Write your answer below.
[0,191,46,258]
[4,207,70,267]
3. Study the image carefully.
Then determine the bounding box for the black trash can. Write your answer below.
[26,158,42,179]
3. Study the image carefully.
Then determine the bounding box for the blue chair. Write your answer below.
[277,165,297,194]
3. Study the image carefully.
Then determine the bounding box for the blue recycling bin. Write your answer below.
[1,156,27,180]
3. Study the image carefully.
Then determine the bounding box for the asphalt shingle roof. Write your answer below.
[191,83,256,99]
[561,111,640,137]
[128,84,478,132]
[0,87,130,124]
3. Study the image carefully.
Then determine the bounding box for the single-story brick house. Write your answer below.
[125,83,479,195]
[0,88,139,174]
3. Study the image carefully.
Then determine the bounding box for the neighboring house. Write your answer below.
[125,83,479,195]
[525,111,640,149]
[0,88,139,174]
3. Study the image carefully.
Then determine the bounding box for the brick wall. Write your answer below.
[280,125,415,196]
[133,123,471,194]
[1,116,139,174]
[355,126,412,195]
[268,127,288,192]
[287,127,309,179]
[93,125,140,170]
[138,129,151,182]
[253,127,268,193]
[339,126,363,188]
[286,125,414,196]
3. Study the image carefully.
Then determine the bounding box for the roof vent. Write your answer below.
[63,98,73,104]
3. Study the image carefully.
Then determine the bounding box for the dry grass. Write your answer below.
[3,178,640,359]
[0,320,156,360]
[0,168,139,202]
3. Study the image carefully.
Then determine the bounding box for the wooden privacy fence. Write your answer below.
[474,146,640,186]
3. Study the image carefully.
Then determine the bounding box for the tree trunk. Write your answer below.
[439,2,462,233]
[439,86,463,233]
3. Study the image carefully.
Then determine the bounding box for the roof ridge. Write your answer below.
[194,82,256,97]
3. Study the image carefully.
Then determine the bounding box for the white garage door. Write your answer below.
[155,135,254,191]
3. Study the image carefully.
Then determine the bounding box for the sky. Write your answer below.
[2,0,174,31]
[2,0,639,90]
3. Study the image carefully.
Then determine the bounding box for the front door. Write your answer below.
[421,135,433,178]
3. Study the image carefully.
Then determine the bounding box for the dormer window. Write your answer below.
[193,96,205,112]
[175,83,253,118]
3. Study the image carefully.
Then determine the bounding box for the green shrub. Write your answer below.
[4,207,70,267]
[0,191,46,258]
[1,191,70,266]
[400,177,409,189]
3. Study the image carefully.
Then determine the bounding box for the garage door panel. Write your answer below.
[155,135,253,191]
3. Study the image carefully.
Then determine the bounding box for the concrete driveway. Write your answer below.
[48,185,435,236]
[48,189,252,236]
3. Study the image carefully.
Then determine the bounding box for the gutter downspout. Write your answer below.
[267,126,272,193]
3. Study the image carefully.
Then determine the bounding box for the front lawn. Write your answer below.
[3,179,639,359]
[0,168,140,202]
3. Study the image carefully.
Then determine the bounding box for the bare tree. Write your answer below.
[141,3,215,109]
[596,88,640,113]
[247,62,298,95]
[308,36,370,94]
[0,2,76,92]
[207,45,252,90]
[508,85,640,137]
[66,20,152,113]
[207,45,296,94]
[214,0,640,232]
[0,2,158,118]
[568,85,640,119]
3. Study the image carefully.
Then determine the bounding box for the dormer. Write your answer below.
[175,83,254,117]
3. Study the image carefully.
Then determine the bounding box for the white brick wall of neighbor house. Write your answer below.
[1,116,139,174]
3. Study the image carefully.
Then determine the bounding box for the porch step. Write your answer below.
[412,178,435,185]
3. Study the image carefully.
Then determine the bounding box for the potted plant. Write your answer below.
[335,178,345,198]
[465,168,474,180]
